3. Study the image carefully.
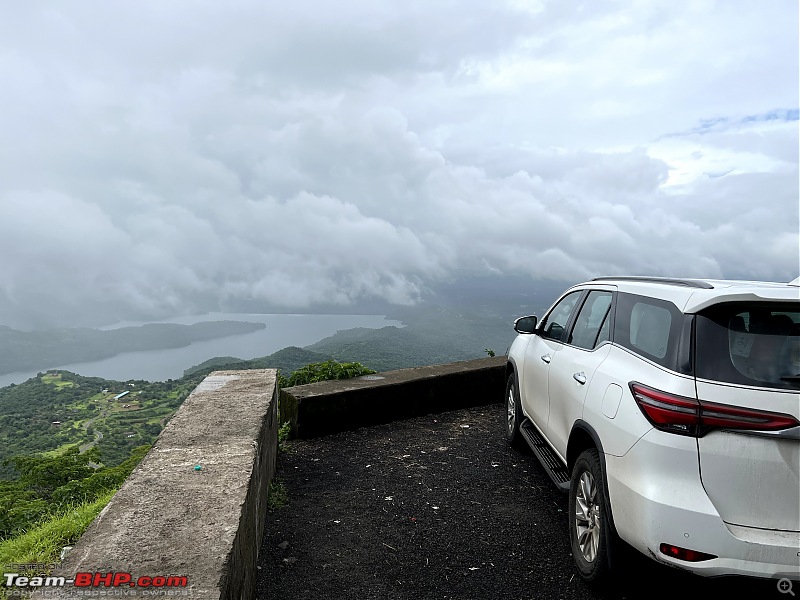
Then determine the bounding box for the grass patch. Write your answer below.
[277,421,291,453]
[145,416,168,425]
[41,443,80,458]
[267,479,288,510]
[41,373,76,389]
[0,490,115,567]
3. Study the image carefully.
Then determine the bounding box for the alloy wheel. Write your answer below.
[507,386,516,433]
[574,470,601,563]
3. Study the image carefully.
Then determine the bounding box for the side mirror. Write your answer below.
[514,315,538,334]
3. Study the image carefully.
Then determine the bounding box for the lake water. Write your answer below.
[0,313,402,388]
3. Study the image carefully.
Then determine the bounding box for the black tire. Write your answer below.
[505,373,523,447]
[569,448,614,584]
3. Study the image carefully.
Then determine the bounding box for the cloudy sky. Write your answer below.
[0,0,797,329]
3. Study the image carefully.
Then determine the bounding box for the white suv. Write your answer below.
[505,276,800,584]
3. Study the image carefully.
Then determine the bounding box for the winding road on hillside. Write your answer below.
[78,410,107,455]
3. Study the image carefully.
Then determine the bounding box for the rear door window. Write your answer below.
[568,291,613,350]
[696,303,800,390]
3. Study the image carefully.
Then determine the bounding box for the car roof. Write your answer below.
[574,276,800,313]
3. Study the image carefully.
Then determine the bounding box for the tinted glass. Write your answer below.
[569,291,613,350]
[613,292,684,369]
[630,302,672,358]
[696,303,800,390]
[540,292,582,342]
[596,311,611,346]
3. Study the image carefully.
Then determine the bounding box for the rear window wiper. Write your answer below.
[780,375,800,383]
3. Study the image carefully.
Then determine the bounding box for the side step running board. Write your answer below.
[520,419,570,494]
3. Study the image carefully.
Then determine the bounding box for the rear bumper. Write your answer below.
[606,429,800,578]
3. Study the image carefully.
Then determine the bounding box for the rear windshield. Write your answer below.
[696,303,800,390]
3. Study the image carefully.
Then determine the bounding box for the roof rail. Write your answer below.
[590,276,714,289]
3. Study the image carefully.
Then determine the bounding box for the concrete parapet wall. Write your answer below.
[34,369,278,600]
[280,356,506,438]
[26,358,506,599]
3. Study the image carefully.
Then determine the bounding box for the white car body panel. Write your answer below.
[507,276,800,580]
[607,429,800,578]
[695,380,800,532]
[547,343,611,459]
[684,283,800,313]
[582,346,696,457]
[520,333,561,432]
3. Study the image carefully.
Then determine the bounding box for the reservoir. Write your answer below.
[0,313,402,388]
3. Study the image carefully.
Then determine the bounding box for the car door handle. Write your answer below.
[541,354,551,364]
[573,372,587,385]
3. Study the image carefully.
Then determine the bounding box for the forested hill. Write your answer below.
[182,346,330,378]
[0,320,265,376]
[0,353,376,546]
[304,306,518,372]
[0,346,331,479]
[188,306,524,378]
[0,371,196,479]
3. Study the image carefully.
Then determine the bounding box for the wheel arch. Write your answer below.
[505,356,519,384]
[568,420,619,541]
[505,357,522,400]
[567,421,603,472]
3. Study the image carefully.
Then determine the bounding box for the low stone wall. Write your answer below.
[24,358,506,599]
[33,369,278,600]
[280,356,506,438]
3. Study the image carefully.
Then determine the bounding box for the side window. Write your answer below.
[630,302,672,358]
[540,291,582,342]
[614,292,683,369]
[568,291,613,350]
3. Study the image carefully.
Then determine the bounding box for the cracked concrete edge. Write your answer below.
[31,369,278,600]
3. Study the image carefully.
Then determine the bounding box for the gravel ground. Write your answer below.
[256,404,789,600]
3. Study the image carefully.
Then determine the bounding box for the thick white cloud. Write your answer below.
[0,0,797,328]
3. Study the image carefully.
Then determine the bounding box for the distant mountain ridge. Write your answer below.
[183,305,520,375]
[0,321,266,376]
[303,306,516,371]
[183,346,331,378]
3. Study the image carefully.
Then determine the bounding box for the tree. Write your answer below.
[8,446,100,500]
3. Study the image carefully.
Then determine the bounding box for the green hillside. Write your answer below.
[0,304,518,479]
[304,306,516,372]
[182,306,518,375]
[0,371,195,478]
[183,346,331,378]
[0,355,375,558]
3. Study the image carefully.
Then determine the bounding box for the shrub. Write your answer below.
[286,360,375,387]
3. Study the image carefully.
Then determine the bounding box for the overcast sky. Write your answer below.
[1,1,797,329]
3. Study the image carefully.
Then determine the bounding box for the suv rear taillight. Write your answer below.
[629,382,800,437]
